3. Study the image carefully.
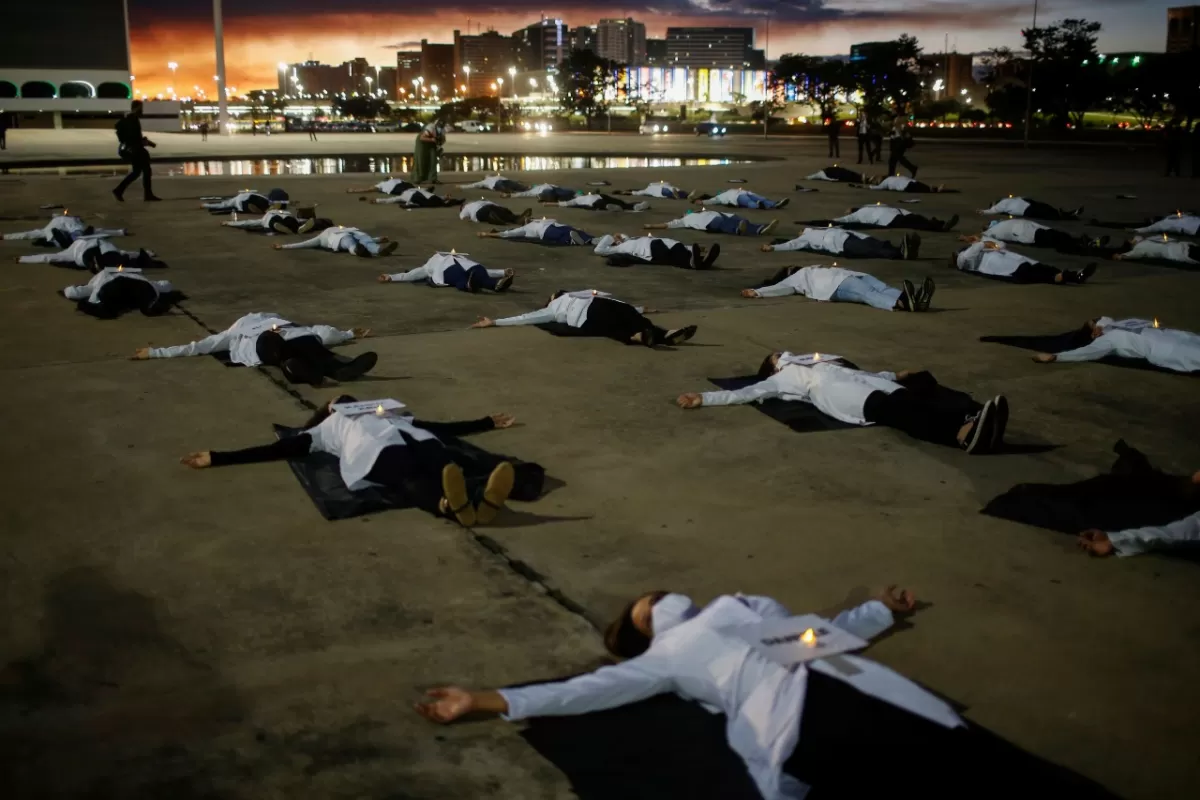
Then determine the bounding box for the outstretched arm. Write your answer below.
[679,375,785,408]
[21,253,71,265]
[223,218,264,229]
[412,413,513,438]
[749,278,800,298]
[380,266,432,283]
[184,432,315,469]
[61,283,92,300]
[491,307,557,327]
[277,234,326,250]
[1089,511,1200,557]
[143,329,234,358]
[1047,337,1117,363]
[307,325,357,347]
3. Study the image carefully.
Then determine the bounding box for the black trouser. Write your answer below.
[1009,262,1063,284]
[887,139,916,177]
[827,166,865,183]
[407,194,459,208]
[254,332,342,379]
[1022,200,1069,220]
[477,205,523,226]
[365,439,454,516]
[1030,228,1086,254]
[592,194,636,210]
[899,180,935,193]
[841,234,902,260]
[828,134,840,158]
[806,213,945,232]
[862,378,980,448]
[856,133,872,164]
[267,214,300,233]
[115,147,153,198]
[606,239,695,269]
[76,276,161,319]
[579,297,667,345]
[309,130,318,141]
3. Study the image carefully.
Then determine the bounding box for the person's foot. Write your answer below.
[775,197,790,209]
[918,276,935,311]
[520,208,533,223]
[736,219,749,235]
[900,279,917,311]
[758,219,778,236]
[689,243,704,269]
[604,203,625,211]
[271,220,295,235]
[112,189,125,202]
[633,201,650,212]
[569,229,589,246]
[942,214,959,232]
[665,325,698,345]
[901,232,921,260]
[701,242,721,269]
[377,241,398,257]
[440,464,476,527]
[495,274,514,292]
[1093,234,1110,249]
[329,351,378,382]
[686,189,704,201]
[1068,263,1097,284]
[280,357,324,386]
[1067,206,1084,219]
[989,395,1009,452]
[297,217,317,234]
[353,242,372,257]
[960,400,997,454]
[475,461,515,525]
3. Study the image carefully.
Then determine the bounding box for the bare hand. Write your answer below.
[414,686,474,724]
[741,289,760,298]
[490,413,516,429]
[132,347,151,360]
[760,244,773,252]
[273,243,284,250]
[1032,353,1056,363]
[676,393,703,409]
[471,317,495,329]
[352,327,371,339]
[503,268,515,277]
[378,274,392,283]
[476,231,491,238]
[1077,529,1115,557]
[180,451,213,469]
[876,584,916,614]
[13,257,21,263]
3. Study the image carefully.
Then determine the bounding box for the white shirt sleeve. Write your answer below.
[278,235,326,250]
[148,329,234,358]
[1107,511,1200,557]
[21,253,68,264]
[753,279,800,298]
[591,234,620,255]
[769,237,809,253]
[1053,337,1117,363]
[386,266,432,283]
[700,375,785,407]
[665,217,688,229]
[494,307,557,327]
[223,218,263,229]
[831,600,895,640]
[498,657,673,720]
[61,283,91,299]
[308,325,355,346]
[496,224,531,239]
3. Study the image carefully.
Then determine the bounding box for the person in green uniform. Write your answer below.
[412,119,446,184]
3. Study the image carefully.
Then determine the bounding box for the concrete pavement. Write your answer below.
[1,134,1198,799]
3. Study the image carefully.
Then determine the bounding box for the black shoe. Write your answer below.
[1069,263,1097,284]
[281,357,323,386]
[353,242,371,257]
[943,214,959,232]
[910,167,919,180]
[689,243,704,269]
[775,197,790,209]
[246,201,267,214]
[901,233,921,260]
[329,351,378,382]
[112,189,125,202]
[665,325,698,345]
[962,400,996,454]
[901,279,917,311]
[990,395,1009,452]
[918,276,935,311]
[495,274,514,292]
[701,242,721,269]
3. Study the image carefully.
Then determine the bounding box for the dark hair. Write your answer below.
[547,289,567,306]
[130,100,143,112]
[603,590,669,660]
[756,353,778,380]
[303,394,357,429]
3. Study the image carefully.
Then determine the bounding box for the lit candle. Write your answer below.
[813,353,821,361]
[271,324,279,331]
[1153,318,1160,328]
[116,265,123,271]
[375,404,385,416]
[450,248,456,254]
[1008,194,1013,198]
[801,628,817,646]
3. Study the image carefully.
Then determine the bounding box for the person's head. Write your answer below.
[267,188,290,204]
[130,100,144,116]
[604,590,670,659]
[757,351,782,379]
[304,394,358,429]
[547,289,567,306]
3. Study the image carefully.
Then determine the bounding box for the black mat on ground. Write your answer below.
[982,440,1200,534]
[535,322,596,337]
[980,328,1194,374]
[272,424,546,521]
[707,376,857,433]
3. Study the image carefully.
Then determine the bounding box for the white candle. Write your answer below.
[375,404,385,416]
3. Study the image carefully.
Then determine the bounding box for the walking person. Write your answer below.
[112,100,161,202]
[887,113,917,178]
[1165,116,1185,178]
[199,121,209,142]
[411,119,446,185]
[856,110,873,164]
[826,114,840,158]
[308,119,319,142]
[0,112,9,150]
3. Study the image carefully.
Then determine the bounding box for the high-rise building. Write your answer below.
[513,19,568,71]
[419,40,456,99]
[1167,6,1200,52]
[645,39,668,66]
[571,26,597,54]
[919,53,976,100]
[454,30,517,96]
[281,59,396,100]
[665,27,756,69]
[596,18,647,66]
[396,51,421,90]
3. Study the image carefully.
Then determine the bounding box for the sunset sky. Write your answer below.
[129,0,1179,97]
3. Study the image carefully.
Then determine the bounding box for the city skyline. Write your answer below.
[129,0,1182,97]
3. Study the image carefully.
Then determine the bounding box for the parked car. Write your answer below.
[454,120,494,133]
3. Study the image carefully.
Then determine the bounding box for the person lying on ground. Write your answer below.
[202,188,289,214]
[543,193,650,212]
[180,394,519,527]
[643,209,778,236]
[687,188,789,210]
[3,212,127,247]
[501,183,578,202]
[593,233,720,269]
[678,351,1008,454]
[222,209,323,235]
[476,218,594,246]
[1086,211,1198,236]
[850,175,953,193]
[612,181,689,199]
[345,177,414,198]
[364,186,463,208]
[761,227,921,260]
[131,311,376,385]
[743,265,933,312]
[62,266,174,319]
[1031,316,1199,373]
[960,218,1111,255]
[979,196,1081,220]
[1110,234,1199,266]
[460,199,532,226]
[15,236,165,271]
[272,226,397,257]
[1078,508,1200,558]
[802,165,869,183]
[470,289,696,347]
[461,174,530,193]
[379,251,514,293]
[952,239,1095,285]
[796,204,957,233]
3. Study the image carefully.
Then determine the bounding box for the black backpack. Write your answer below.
[115,115,138,147]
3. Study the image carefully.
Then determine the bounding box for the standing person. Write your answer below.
[308,119,319,142]
[412,118,446,185]
[887,112,917,178]
[251,120,258,136]
[1164,116,1184,178]
[826,114,840,158]
[199,121,209,142]
[112,100,161,203]
[0,111,8,150]
[856,110,873,164]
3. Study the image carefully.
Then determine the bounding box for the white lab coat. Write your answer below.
[376,178,412,194]
[754,266,868,300]
[17,236,139,268]
[3,214,89,242]
[306,408,438,491]
[495,219,562,239]
[223,210,296,230]
[278,227,374,253]
[1109,510,1200,556]
[147,311,354,365]
[631,181,683,197]
[869,176,917,192]
[770,228,859,255]
[385,252,504,286]
[955,241,1034,277]
[980,197,1032,216]
[498,594,962,800]
[593,234,683,260]
[509,183,567,199]
[838,206,907,226]
[983,218,1048,244]
[62,267,172,304]
[374,187,438,206]
[460,200,499,221]
[709,188,751,206]
[462,175,515,190]
[700,362,901,425]
[494,290,639,328]
[1123,237,1197,265]
[1135,214,1199,236]
[1055,320,1200,373]
[665,210,733,230]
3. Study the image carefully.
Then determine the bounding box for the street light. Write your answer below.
[168,61,178,84]
[508,66,516,97]
[463,65,471,95]
[497,77,504,97]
